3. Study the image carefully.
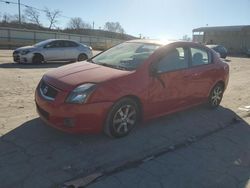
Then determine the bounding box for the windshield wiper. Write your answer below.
[87,59,95,64]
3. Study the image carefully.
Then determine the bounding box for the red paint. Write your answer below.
[35,41,229,134]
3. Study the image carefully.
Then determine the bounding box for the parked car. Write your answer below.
[13,39,93,64]
[35,40,229,138]
[206,44,228,58]
[244,48,250,57]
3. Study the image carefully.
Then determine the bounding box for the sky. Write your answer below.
[0,0,250,39]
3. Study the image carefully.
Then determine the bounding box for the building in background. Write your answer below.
[193,25,250,54]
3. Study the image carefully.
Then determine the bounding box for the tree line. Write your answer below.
[0,7,125,33]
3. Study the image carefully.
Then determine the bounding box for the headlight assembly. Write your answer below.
[20,50,30,55]
[65,83,96,104]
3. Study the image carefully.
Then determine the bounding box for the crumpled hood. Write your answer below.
[43,61,133,91]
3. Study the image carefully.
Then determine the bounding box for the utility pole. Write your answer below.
[18,0,21,25]
[92,21,95,29]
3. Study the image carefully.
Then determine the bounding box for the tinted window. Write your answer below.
[45,41,63,48]
[190,48,211,66]
[156,47,188,73]
[63,41,78,47]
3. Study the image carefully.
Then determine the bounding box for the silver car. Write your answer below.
[13,39,93,64]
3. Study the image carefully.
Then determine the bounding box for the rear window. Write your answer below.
[63,41,78,47]
[190,47,212,66]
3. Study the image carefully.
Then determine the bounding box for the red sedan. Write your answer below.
[35,40,229,138]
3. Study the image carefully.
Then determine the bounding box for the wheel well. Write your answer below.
[33,53,44,60]
[209,80,225,97]
[118,95,143,121]
[78,53,88,58]
[216,81,225,90]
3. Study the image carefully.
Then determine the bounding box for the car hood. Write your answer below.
[15,46,35,52]
[43,62,134,91]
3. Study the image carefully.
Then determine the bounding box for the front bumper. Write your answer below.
[13,52,33,63]
[35,88,113,134]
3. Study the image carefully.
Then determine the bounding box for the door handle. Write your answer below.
[183,73,200,79]
[193,73,200,77]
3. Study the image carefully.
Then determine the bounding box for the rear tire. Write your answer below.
[32,54,44,64]
[78,53,88,61]
[208,83,224,108]
[104,98,139,138]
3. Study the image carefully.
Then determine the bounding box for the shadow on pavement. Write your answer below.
[0,106,250,188]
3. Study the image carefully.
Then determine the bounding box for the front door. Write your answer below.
[43,40,65,61]
[147,46,191,118]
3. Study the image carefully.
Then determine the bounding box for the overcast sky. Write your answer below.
[0,0,250,39]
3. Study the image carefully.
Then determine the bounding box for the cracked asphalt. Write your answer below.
[0,50,250,188]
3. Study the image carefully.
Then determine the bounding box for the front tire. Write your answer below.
[104,98,139,138]
[78,53,88,61]
[32,54,44,64]
[208,83,224,108]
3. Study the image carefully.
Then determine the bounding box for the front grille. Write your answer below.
[36,103,49,120]
[13,51,19,55]
[39,81,58,101]
[13,51,20,62]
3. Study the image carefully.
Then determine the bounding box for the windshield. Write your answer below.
[91,42,160,70]
[34,40,53,47]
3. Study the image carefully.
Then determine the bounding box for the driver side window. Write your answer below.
[44,41,63,48]
[156,47,188,73]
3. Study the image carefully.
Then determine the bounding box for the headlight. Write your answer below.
[65,83,96,104]
[20,50,30,55]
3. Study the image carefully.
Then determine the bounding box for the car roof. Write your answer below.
[44,39,79,43]
[127,39,177,46]
[126,39,206,48]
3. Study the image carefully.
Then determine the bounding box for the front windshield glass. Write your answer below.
[91,42,160,70]
[34,40,53,47]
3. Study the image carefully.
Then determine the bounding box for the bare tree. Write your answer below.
[67,17,92,29]
[25,7,41,26]
[104,22,125,33]
[1,13,11,23]
[12,14,27,23]
[44,7,61,29]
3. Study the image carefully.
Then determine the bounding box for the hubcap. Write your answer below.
[211,86,223,106]
[113,105,136,134]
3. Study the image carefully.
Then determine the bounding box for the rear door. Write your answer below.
[62,41,79,60]
[147,45,191,117]
[187,46,216,104]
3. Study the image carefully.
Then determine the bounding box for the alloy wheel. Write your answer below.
[78,54,87,61]
[112,104,137,135]
[210,85,223,106]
